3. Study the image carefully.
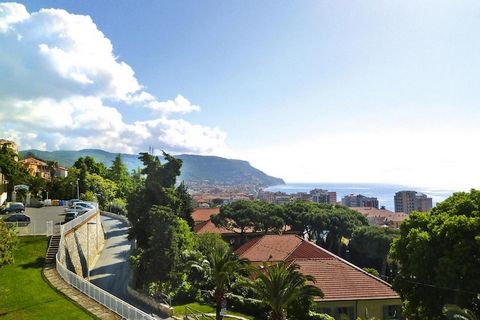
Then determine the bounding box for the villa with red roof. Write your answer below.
[235,234,402,320]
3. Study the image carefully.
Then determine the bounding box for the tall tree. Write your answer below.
[390,190,480,319]
[130,205,195,288]
[106,154,133,200]
[0,220,18,267]
[0,143,29,200]
[127,152,184,247]
[251,262,323,320]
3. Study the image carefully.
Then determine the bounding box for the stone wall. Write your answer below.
[59,211,105,277]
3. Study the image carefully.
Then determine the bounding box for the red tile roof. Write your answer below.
[236,234,400,301]
[237,234,302,262]
[194,220,236,234]
[192,208,220,223]
[295,258,399,301]
[351,207,394,218]
[235,234,330,262]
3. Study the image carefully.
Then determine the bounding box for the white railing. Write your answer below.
[4,221,47,235]
[56,207,155,320]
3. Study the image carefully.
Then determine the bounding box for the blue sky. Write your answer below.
[2,1,480,188]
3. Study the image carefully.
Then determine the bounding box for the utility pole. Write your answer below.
[76,178,80,199]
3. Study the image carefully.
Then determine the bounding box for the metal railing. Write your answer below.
[56,207,155,320]
[4,221,48,235]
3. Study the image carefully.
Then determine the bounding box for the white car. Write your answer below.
[65,204,89,214]
[73,202,96,210]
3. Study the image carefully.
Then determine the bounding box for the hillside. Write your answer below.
[19,149,284,187]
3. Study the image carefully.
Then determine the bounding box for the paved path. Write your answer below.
[90,216,131,299]
[90,215,168,319]
[43,265,120,320]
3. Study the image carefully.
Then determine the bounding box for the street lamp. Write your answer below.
[87,221,97,281]
[76,178,80,199]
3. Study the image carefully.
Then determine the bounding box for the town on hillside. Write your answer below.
[3,136,474,320]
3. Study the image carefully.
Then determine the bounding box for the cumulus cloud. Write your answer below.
[0,2,226,154]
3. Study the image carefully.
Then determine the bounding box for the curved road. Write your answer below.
[90,215,168,319]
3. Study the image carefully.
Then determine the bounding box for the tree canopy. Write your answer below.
[349,225,399,276]
[390,190,480,319]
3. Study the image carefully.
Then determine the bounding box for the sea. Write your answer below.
[265,182,459,211]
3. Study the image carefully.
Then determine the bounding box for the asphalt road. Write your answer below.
[1,205,65,234]
[90,215,169,319]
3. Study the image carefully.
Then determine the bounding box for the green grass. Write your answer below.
[173,302,254,320]
[0,236,93,319]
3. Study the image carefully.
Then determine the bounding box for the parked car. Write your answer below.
[0,202,25,214]
[64,211,79,222]
[4,214,31,226]
[64,204,89,214]
[73,202,96,210]
[68,199,81,206]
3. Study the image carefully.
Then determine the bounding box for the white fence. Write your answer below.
[4,221,52,236]
[56,208,155,320]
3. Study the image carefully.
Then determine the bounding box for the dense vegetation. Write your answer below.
[390,190,480,319]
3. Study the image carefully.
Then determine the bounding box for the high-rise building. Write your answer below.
[341,194,379,208]
[310,189,336,204]
[394,191,432,214]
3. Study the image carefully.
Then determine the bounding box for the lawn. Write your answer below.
[0,236,93,319]
[173,302,254,320]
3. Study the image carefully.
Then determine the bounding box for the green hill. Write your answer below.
[19,149,284,187]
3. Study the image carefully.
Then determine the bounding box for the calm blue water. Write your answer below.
[265,182,458,211]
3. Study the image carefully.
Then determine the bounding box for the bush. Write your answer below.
[308,312,335,320]
[362,267,380,278]
[228,293,268,318]
[108,198,127,215]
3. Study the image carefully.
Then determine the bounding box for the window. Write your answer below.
[334,307,354,320]
[384,305,402,320]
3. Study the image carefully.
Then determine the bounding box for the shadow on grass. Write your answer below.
[19,257,45,269]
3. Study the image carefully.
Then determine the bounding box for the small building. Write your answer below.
[55,166,68,178]
[235,234,402,320]
[19,157,51,180]
[0,139,18,154]
[351,207,408,228]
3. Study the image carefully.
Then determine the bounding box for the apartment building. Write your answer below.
[310,189,337,204]
[341,194,379,208]
[394,190,432,214]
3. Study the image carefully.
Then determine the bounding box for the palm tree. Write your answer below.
[252,262,323,320]
[193,248,251,320]
[443,304,479,320]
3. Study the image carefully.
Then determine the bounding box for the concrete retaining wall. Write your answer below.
[59,211,105,277]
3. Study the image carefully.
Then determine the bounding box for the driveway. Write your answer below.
[90,215,169,319]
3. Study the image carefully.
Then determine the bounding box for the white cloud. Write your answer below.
[147,95,201,115]
[0,2,226,155]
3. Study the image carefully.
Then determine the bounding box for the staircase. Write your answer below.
[45,235,61,265]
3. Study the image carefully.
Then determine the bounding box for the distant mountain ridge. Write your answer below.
[19,149,285,187]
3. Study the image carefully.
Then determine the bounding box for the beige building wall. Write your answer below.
[316,298,403,320]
